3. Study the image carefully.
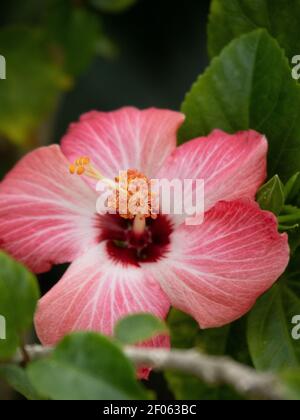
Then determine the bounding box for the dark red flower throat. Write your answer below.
[98,214,173,267]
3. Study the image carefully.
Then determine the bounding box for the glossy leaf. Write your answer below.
[208,0,300,61]
[180,30,300,182]
[257,175,285,216]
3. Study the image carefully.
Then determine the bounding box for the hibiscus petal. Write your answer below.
[158,130,267,222]
[0,146,98,273]
[61,107,185,178]
[35,242,170,349]
[145,200,289,329]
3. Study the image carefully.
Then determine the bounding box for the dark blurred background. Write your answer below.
[0,0,210,399]
[54,0,210,137]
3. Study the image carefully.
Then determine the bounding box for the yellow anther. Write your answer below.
[77,166,85,176]
[70,156,92,177]
[82,157,90,165]
[69,156,114,186]
[69,164,76,175]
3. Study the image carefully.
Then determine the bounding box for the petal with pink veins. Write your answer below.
[35,242,170,351]
[158,130,268,223]
[144,200,289,329]
[0,145,98,273]
[61,107,185,179]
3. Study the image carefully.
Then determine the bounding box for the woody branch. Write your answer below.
[11,345,285,400]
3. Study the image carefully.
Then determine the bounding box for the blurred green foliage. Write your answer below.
[90,0,137,13]
[0,252,39,360]
[0,27,68,146]
[0,0,131,148]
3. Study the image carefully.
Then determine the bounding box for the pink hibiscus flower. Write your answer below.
[0,108,289,358]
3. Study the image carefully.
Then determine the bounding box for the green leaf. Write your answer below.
[285,249,300,279]
[284,173,300,203]
[280,369,300,400]
[288,228,300,254]
[279,224,299,232]
[0,365,41,400]
[282,205,300,215]
[0,252,39,359]
[180,29,300,182]
[90,0,137,13]
[47,1,104,76]
[164,371,243,400]
[278,204,300,251]
[247,281,300,371]
[167,309,199,349]
[279,212,300,225]
[257,175,285,215]
[208,0,300,61]
[27,332,149,400]
[0,27,68,146]
[114,313,168,345]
